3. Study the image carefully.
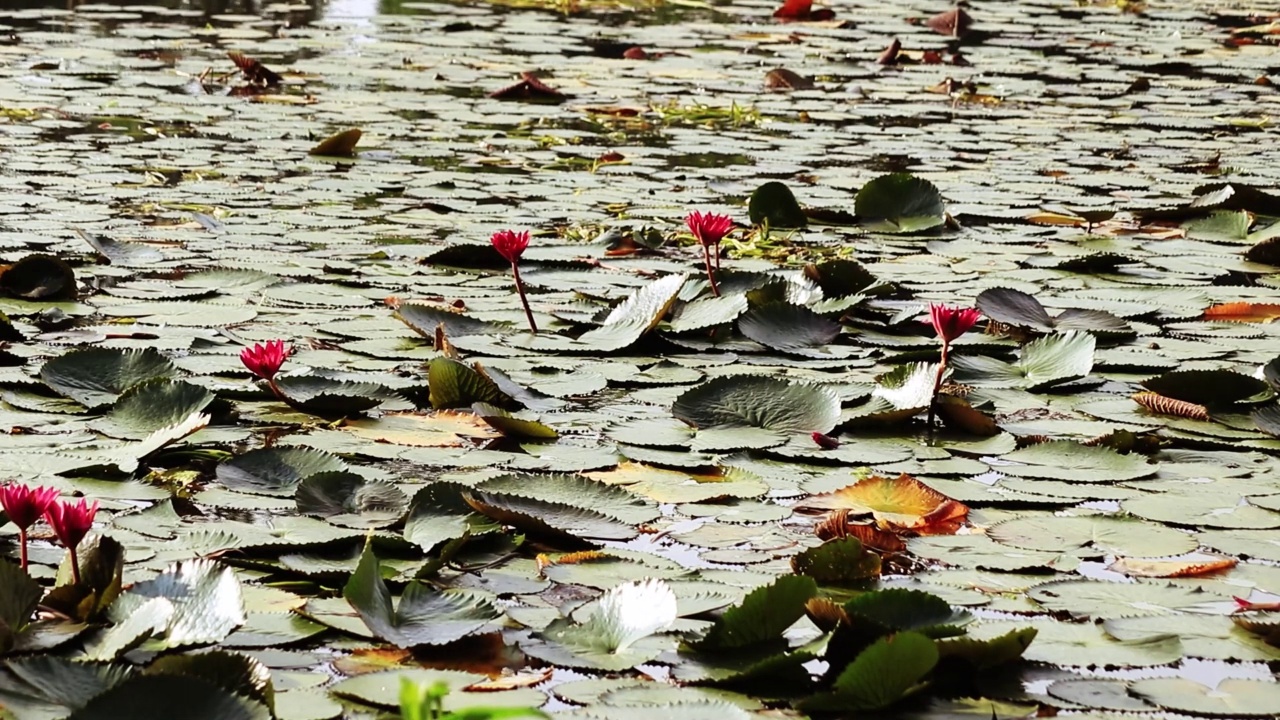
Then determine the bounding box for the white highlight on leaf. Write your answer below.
[592,578,677,653]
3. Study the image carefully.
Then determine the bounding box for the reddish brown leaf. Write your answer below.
[799,474,969,534]
[228,52,282,85]
[1132,391,1210,421]
[489,72,568,102]
[623,46,648,60]
[1110,555,1237,578]
[765,68,814,91]
[877,38,902,65]
[926,7,973,38]
[1202,302,1280,322]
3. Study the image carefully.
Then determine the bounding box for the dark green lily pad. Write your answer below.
[217,447,348,496]
[40,348,177,408]
[854,174,945,233]
[748,181,806,228]
[295,471,408,528]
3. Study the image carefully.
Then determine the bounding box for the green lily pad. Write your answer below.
[108,558,246,650]
[694,575,817,652]
[673,375,841,434]
[1141,369,1272,409]
[40,348,177,409]
[998,441,1156,482]
[295,471,408,528]
[216,447,347,496]
[790,538,880,587]
[854,173,945,234]
[748,181,806,228]
[274,376,397,417]
[799,631,938,712]
[1130,678,1280,717]
[0,254,76,301]
[738,303,841,356]
[343,546,499,647]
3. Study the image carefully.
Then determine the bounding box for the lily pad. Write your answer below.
[854,174,945,234]
[40,348,177,408]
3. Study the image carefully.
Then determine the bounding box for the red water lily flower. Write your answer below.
[240,339,291,382]
[45,498,99,585]
[1,482,60,571]
[686,211,734,248]
[491,229,530,265]
[924,303,981,431]
[491,230,538,334]
[928,303,982,343]
[686,211,735,297]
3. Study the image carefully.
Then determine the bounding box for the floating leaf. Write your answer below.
[997,441,1156,482]
[576,273,686,352]
[694,575,817,652]
[108,559,245,650]
[295,471,408,528]
[427,358,512,410]
[799,474,968,532]
[68,674,271,720]
[96,379,214,439]
[216,447,347,496]
[1132,391,1209,420]
[0,254,76,300]
[800,632,938,712]
[344,545,499,647]
[738,303,840,356]
[274,377,397,417]
[842,589,973,637]
[472,403,559,440]
[40,348,177,408]
[673,375,840,434]
[309,128,362,157]
[748,182,806,228]
[1141,369,1271,409]
[790,538,880,586]
[976,288,1132,336]
[396,303,498,339]
[1130,678,1280,717]
[0,559,42,653]
[950,331,1095,391]
[854,174,945,234]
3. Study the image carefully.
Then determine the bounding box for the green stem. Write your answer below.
[18,528,27,571]
[927,342,950,433]
[512,263,538,334]
[702,244,720,297]
[69,547,82,585]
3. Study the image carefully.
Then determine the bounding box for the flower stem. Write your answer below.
[266,378,286,402]
[702,244,720,297]
[512,263,538,334]
[927,342,950,432]
[17,528,27,571]
[69,548,81,585]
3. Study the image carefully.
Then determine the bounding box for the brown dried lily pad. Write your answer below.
[489,72,569,102]
[228,51,282,86]
[926,7,973,38]
[765,68,814,91]
[309,128,362,157]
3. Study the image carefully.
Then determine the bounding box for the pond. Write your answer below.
[0,1,1278,719]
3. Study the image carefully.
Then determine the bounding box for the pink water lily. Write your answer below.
[928,304,982,344]
[0,482,59,571]
[686,211,735,297]
[924,303,982,431]
[45,497,99,585]
[491,230,538,333]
